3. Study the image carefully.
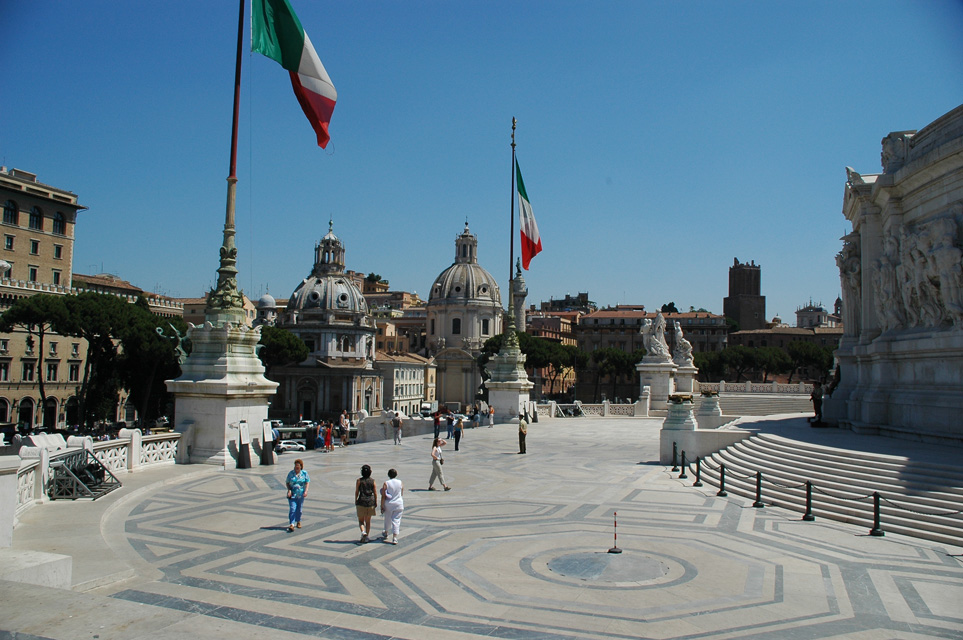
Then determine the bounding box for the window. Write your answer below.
[482,318,490,335]
[3,236,12,251]
[69,363,80,382]
[22,362,35,381]
[3,201,17,226]
[430,319,435,335]
[24,338,34,355]
[28,266,37,282]
[0,339,7,353]
[46,362,58,382]
[54,244,63,259]
[452,318,461,335]
[30,240,39,255]
[71,343,79,357]
[0,262,10,278]
[49,342,57,356]
[52,270,61,286]
[52,212,66,235]
[29,207,43,231]
[0,363,7,382]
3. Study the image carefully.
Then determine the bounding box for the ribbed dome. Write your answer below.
[288,275,368,315]
[257,293,277,309]
[286,221,368,317]
[429,263,501,303]
[428,222,501,304]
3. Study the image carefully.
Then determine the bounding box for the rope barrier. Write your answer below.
[676,456,962,521]
[811,485,876,502]
[879,495,963,517]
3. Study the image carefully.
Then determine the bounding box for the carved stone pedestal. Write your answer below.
[166,321,278,466]
[485,329,534,425]
[636,359,678,411]
[674,365,698,393]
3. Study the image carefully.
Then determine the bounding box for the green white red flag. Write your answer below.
[251,0,337,148]
[516,159,542,270]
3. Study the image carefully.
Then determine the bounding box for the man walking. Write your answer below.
[391,411,403,445]
[517,412,527,454]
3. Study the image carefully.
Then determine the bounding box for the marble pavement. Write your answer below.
[3,416,962,639]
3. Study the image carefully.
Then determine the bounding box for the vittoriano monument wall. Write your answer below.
[825,104,963,444]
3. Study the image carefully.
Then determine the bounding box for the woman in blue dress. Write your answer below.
[285,458,310,532]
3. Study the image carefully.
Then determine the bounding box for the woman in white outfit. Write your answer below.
[428,438,451,491]
[380,468,404,544]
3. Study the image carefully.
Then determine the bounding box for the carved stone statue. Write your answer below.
[671,321,694,368]
[641,312,671,361]
[873,234,903,331]
[836,235,861,335]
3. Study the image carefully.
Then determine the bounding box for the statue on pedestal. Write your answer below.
[672,321,694,368]
[641,311,671,361]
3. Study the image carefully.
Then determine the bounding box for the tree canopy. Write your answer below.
[258,325,309,377]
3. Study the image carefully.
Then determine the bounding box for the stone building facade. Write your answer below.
[0,167,86,430]
[426,223,503,410]
[267,224,382,423]
[825,105,963,444]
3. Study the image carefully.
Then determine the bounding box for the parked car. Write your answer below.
[276,440,306,453]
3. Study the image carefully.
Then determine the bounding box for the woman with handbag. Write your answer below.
[428,438,451,491]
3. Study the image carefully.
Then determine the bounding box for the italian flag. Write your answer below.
[251,0,337,148]
[516,159,542,270]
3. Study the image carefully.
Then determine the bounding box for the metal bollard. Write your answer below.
[802,480,815,521]
[869,492,885,537]
[679,451,688,479]
[752,470,764,508]
[693,457,703,487]
[671,442,679,472]
[717,463,728,497]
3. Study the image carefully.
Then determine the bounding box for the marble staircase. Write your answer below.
[691,432,963,547]
[701,393,813,416]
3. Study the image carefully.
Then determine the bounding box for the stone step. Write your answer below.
[698,394,813,416]
[688,433,963,547]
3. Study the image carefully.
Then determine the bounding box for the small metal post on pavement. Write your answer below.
[671,442,679,472]
[717,463,728,497]
[803,480,815,521]
[608,511,622,554]
[693,457,703,487]
[679,451,688,479]
[869,492,885,537]
[752,471,764,508]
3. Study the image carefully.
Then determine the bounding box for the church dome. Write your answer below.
[257,293,277,309]
[287,222,369,317]
[428,222,501,305]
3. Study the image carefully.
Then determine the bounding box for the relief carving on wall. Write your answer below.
[869,211,963,331]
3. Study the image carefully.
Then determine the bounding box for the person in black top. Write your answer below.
[355,464,378,543]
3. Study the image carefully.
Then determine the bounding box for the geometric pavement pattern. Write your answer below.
[37,419,963,639]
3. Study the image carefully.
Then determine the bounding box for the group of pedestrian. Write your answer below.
[287,459,405,545]
[283,403,531,542]
[312,410,353,452]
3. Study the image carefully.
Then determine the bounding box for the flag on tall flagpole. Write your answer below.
[516,159,542,270]
[251,0,337,148]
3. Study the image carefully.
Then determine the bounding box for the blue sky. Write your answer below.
[2,1,961,321]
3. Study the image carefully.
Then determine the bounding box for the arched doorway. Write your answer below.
[18,398,35,429]
[0,398,9,423]
[65,397,79,427]
[43,397,58,430]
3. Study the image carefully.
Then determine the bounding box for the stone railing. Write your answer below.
[540,401,648,418]
[696,380,813,394]
[11,430,180,523]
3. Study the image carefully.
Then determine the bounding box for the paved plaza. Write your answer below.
[3,416,963,639]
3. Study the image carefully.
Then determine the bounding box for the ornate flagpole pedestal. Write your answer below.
[485,299,534,424]
[166,3,277,465]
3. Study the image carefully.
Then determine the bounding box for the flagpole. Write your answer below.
[206,0,247,324]
[510,117,516,287]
